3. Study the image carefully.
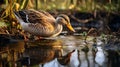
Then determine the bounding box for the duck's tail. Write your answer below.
[13,11,24,23]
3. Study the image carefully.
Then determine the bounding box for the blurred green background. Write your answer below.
[1,0,120,11]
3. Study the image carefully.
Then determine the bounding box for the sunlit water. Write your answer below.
[0,35,120,67]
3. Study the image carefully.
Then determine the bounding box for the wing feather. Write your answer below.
[18,9,55,24]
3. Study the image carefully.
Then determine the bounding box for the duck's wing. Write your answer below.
[16,9,56,24]
[38,10,55,20]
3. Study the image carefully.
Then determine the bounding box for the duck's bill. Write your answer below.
[66,23,75,32]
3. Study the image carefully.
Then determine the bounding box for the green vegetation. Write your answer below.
[0,0,120,34]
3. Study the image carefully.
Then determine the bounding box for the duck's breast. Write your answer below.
[22,23,55,37]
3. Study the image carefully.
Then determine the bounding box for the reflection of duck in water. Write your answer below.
[43,49,80,67]
[43,49,75,67]
[14,9,75,40]
[57,49,75,65]
[18,39,62,66]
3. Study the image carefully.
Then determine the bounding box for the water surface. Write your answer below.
[0,35,120,67]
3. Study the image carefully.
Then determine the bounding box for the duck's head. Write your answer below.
[56,14,75,32]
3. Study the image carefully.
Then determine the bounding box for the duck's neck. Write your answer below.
[52,23,63,37]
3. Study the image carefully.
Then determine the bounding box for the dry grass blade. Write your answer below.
[1,0,16,19]
[20,0,29,9]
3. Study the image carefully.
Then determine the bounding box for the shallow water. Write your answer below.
[0,35,120,67]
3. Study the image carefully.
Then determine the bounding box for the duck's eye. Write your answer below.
[56,17,66,24]
[60,18,67,24]
[59,18,63,21]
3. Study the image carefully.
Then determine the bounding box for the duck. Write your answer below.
[13,9,75,40]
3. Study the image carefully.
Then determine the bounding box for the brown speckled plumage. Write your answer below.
[14,9,75,37]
